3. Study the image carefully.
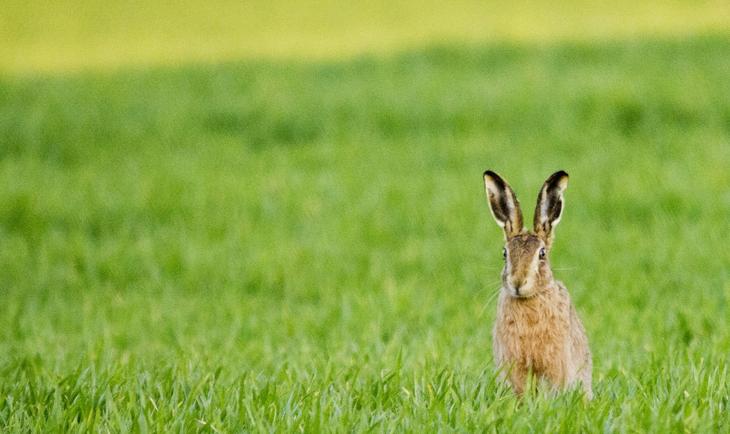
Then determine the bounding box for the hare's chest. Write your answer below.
[495,304,570,371]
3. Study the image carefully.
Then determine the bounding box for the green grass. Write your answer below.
[1,35,730,431]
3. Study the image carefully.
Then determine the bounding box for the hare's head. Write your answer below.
[483,170,569,298]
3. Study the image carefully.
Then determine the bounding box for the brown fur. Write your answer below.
[493,274,592,397]
[483,171,592,398]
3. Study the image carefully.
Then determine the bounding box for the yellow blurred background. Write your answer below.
[2,0,729,74]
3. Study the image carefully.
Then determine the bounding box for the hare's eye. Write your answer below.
[539,247,546,259]
[502,248,507,259]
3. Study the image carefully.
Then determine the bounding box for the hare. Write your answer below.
[483,170,592,398]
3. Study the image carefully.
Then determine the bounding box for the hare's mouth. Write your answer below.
[508,286,537,299]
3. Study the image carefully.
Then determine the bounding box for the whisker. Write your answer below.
[473,279,502,291]
[476,285,502,317]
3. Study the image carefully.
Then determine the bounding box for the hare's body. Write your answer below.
[482,170,592,398]
[493,280,592,397]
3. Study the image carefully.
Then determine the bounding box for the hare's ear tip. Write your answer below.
[548,170,569,188]
[484,170,506,183]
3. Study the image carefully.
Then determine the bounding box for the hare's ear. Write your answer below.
[483,170,524,238]
[533,170,569,248]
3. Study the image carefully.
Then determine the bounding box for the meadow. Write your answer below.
[1,2,730,431]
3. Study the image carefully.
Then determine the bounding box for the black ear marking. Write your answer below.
[483,170,524,238]
[484,170,509,222]
[533,170,569,247]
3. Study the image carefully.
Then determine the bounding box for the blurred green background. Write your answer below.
[1,1,729,432]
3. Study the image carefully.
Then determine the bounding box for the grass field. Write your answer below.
[2,2,730,431]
